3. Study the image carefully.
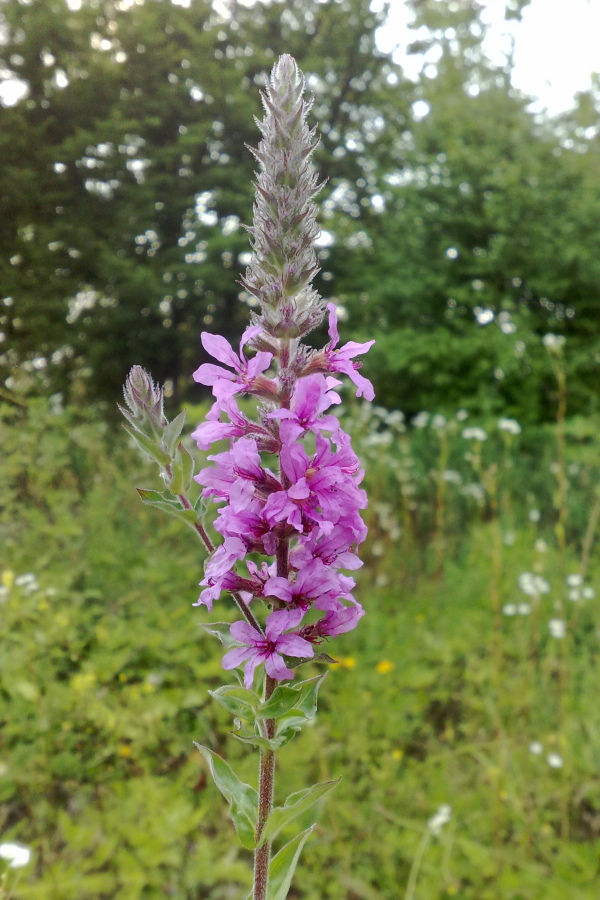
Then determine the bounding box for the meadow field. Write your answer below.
[2,378,599,900]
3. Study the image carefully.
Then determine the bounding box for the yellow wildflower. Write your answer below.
[375,660,394,674]
[2,570,15,589]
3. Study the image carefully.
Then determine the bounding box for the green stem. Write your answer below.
[404,829,431,900]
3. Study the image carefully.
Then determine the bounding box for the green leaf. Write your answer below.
[180,442,195,490]
[287,652,337,669]
[209,685,259,718]
[257,686,303,720]
[274,715,310,746]
[194,744,257,850]
[267,825,316,900]
[259,780,339,847]
[231,731,276,752]
[123,424,172,467]
[294,673,327,720]
[136,489,198,525]
[161,409,187,456]
[201,622,241,649]
[169,442,195,494]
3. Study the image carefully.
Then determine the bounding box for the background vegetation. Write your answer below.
[1,0,600,897]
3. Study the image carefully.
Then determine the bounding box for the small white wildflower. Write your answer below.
[456,408,469,421]
[412,411,429,428]
[385,410,405,427]
[547,753,563,769]
[427,804,452,837]
[568,589,581,602]
[498,418,521,435]
[517,603,531,615]
[0,842,31,868]
[462,427,488,441]
[534,539,548,553]
[431,414,446,429]
[543,333,566,351]
[503,531,516,546]
[442,470,462,484]
[528,509,541,523]
[582,586,595,599]
[529,741,543,755]
[502,604,517,616]
[14,573,36,586]
[519,573,550,596]
[566,574,583,587]
[0,586,8,602]
[463,483,485,501]
[548,619,566,639]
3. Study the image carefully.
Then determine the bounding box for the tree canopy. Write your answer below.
[1,0,599,420]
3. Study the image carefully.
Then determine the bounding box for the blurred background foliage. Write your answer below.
[1,0,599,420]
[2,0,600,897]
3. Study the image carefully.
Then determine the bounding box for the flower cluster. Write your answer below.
[191,55,373,689]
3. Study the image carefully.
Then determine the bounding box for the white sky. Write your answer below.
[377,0,600,116]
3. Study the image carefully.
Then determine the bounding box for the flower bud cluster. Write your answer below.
[240,54,326,339]
[193,56,375,689]
[120,365,166,439]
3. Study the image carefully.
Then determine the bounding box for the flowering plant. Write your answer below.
[120,54,373,899]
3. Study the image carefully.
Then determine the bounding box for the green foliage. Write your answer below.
[3,0,600,422]
[3,391,600,898]
[194,745,258,851]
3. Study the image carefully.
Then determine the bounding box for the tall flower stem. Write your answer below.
[254,676,277,900]
[253,334,293,898]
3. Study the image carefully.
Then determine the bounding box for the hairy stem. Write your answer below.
[253,675,277,900]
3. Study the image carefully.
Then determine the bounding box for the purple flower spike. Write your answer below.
[189,55,373,688]
[222,609,313,688]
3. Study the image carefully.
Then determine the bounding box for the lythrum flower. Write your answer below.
[191,54,373,687]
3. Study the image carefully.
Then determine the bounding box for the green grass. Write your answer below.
[1,396,599,899]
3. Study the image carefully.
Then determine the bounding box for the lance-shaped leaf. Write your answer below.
[123,424,172,467]
[201,622,242,649]
[293,672,327,720]
[169,442,195,494]
[267,825,316,900]
[136,489,198,525]
[194,744,257,850]
[161,409,187,456]
[256,685,302,720]
[274,715,311,748]
[258,780,339,847]
[209,684,259,718]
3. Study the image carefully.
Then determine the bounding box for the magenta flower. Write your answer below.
[268,374,342,442]
[193,326,277,404]
[289,524,363,570]
[191,396,278,453]
[303,303,375,401]
[222,609,313,688]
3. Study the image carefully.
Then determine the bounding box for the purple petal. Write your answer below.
[193,363,236,386]
[264,576,293,603]
[264,652,294,682]
[243,653,262,689]
[222,646,253,669]
[201,333,241,369]
[276,633,314,658]
[265,608,302,640]
[327,302,339,346]
[230,620,261,646]
[246,351,274,378]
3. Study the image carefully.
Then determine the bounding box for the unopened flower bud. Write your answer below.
[120,366,166,438]
[242,53,326,338]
